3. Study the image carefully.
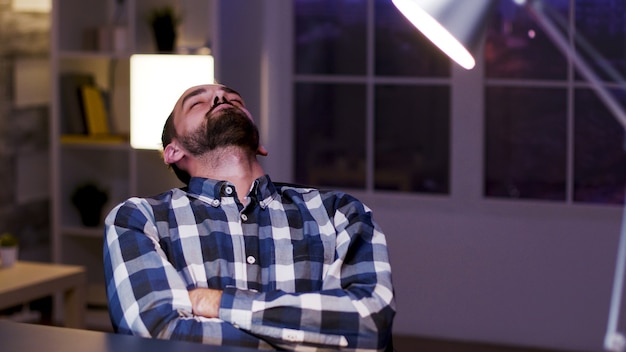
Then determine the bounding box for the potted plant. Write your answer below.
[0,232,19,268]
[71,182,109,227]
[148,5,181,52]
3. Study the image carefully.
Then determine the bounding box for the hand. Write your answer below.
[189,288,223,318]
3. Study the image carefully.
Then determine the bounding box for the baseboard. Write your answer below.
[392,334,559,352]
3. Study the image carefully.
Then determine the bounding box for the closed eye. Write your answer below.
[229,99,244,107]
[187,99,207,110]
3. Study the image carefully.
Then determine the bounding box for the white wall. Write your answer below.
[360,193,621,352]
[216,1,624,351]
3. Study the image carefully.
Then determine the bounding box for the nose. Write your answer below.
[212,94,229,107]
[208,93,232,116]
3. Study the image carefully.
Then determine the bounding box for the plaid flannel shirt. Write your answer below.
[103,175,395,351]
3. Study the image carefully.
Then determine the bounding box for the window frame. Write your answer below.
[262,0,624,214]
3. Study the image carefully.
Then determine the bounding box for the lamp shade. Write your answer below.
[130,54,214,150]
[392,0,496,70]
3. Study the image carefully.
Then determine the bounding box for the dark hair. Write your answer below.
[161,112,191,185]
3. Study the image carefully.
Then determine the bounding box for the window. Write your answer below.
[293,0,451,194]
[293,0,626,205]
[484,0,626,205]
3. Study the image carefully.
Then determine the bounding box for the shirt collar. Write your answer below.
[186,175,277,208]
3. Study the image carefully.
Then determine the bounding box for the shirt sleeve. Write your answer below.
[103,198,271,349]
[218,193,396,351]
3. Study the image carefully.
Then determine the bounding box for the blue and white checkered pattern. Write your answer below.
[104,175,395,351]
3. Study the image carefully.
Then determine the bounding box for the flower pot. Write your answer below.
[152,23,177,52]
[71,183,108,227]
[148,6,180,53]
[78,204,105,227]
[0,246,18,268]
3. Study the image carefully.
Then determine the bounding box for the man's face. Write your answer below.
[172,84,259,155]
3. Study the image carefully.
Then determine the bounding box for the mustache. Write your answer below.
[207,102,236,117]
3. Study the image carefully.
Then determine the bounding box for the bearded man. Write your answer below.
[103,84,396,351]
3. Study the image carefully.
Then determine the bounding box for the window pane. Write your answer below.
[374,0,450,77]
[485,87,567,200]
[294,0,367,75]
[294,83,367,188]
[575,0,626,81]
[375,85,450,193]
[485,0,569,79]
[574,89,626,204]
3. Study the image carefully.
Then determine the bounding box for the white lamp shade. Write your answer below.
[130,54,214,150]
[392,0,496,70]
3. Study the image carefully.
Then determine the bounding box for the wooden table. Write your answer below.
[0,320,257,352]
[0,261,86,328]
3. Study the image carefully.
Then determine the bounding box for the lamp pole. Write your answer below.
[524,1,626,351]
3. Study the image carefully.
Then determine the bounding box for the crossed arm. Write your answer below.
[189,288,221,318]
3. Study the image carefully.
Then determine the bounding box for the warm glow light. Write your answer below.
[392,0,476,70]
[12,0,51,12]
[130,54,214,150]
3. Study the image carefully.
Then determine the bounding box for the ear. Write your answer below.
[163,141,185,164]
[257,145,269,157]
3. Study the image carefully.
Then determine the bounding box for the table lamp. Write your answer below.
[391,0,496,70]
[130,54,214,150]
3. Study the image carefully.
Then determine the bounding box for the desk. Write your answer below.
[0,261,86,328]
[0,321,257,352]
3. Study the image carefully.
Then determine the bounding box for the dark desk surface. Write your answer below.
[0,320,257,352]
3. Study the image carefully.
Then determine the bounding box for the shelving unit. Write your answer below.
[50,0,216,329]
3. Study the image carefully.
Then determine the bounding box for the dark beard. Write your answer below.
[179,107,260,156]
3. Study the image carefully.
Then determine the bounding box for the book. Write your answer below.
[80,84,110,136]
[59,73,94,134]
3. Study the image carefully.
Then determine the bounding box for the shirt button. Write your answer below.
[247,255,256,264]
[225,186,233,195]
[241,214,248,221]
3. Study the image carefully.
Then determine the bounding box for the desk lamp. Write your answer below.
[392,0,626,350]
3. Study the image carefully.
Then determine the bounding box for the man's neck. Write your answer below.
[191,146,265,201]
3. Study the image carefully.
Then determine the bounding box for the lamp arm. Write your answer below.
[525,2,626,351]
[544,2,626,88]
